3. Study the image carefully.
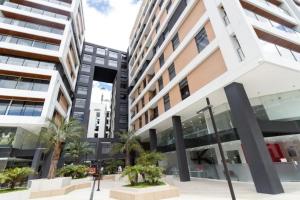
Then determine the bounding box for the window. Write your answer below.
[195,28,209,52]
[83,54,92,62]
[156,22,160,33]
[163,93,170,111]
[22,102,43,116]
[141,97,145,107]
[159,54,164,68]
[0,76,18,89]
[152,15,156,24]
[145,112,148,124]
[75,98,86,108]
[73,111,84,121]
[0,100,9,115]
[77,86,88,95]
[7,101,23,116]
[159,0,164,8]
[168,63,176,80]
[108,60,118,67]
[120,82,127,89]
[81,64,91,73]
[95,57,105,65]
[172,33,180,50]
[109,51,118,58]
[85,45,93,52]
[166,0,171,13]
[158,77,163,91]
[79,75,89,84]
[32,80,49,91]
[97,48,106,55]
[179,78,190,100]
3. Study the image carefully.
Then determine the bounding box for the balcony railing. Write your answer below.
[259,0,290,16]
[244,9,300,37]
[0,34,60,51]
[0,17,64,35]
[260,39,300,62]
[40,0,71,7]
[0,55,56,70]
[2,1,68,20]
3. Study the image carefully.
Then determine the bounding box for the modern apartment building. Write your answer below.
[72,42,128,137]
[0,0,84,172]
[128,0,300,194]
[87,87,112,138]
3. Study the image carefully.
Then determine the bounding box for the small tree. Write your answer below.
[64,140,93,164]
[0,167,34,189]
[112,131,144,166]
[39,118,84,179]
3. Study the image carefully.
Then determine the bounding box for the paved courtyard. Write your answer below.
[2,177,300,200]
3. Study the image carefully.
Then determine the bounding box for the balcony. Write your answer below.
[40,0,71,7]
[2,1,68,20]
[0,17,64,35]
[0,34,60,51]
[259,39,300,62]
[244,9,300,38]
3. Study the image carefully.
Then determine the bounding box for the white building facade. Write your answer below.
[0,0,85,150]
[128,0,300,194]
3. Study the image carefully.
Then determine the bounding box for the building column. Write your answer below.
[172,116,190,182]
[29,148,44,180]
[149,129,157,151]
[224,82,284,194]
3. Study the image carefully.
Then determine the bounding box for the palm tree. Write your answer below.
[64,140,93,164]
[112,131,144,166]
[39,118,84,179]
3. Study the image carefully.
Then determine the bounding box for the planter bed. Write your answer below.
[110,184,179,200]
[28,177,91,199]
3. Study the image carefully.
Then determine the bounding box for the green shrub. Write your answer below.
[121,165,144,186]
[137,152,165,166]
[57,165,88,179]
[143,165,163,185]
[0,167,34,189]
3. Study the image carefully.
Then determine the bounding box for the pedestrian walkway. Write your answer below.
[2,177,300,200]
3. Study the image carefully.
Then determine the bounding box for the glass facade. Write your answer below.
[158,89,300,182]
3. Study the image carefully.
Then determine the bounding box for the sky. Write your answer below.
[83,0,142,51]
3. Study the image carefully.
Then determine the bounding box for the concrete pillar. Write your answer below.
[30,148,44,179]
[149,129,157,151]
[172,116,190,182]
[225,82,284,194]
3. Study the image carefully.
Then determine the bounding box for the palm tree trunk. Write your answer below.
[125,147,130,166]
[47,142,62,179]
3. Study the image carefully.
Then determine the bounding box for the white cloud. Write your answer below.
[82,0,141,51]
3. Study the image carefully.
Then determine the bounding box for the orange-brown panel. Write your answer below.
[0,28,61,44]
[255,28,300,53]
[11,0,70,17]
[241,0,295,27]
[162,70,169,86]
[0,95,44,102]
[164,42,173,60]
[187,49,227,94]
[0,48,59,62]
[3,11,65,29]
[0,69,51,80]
[58,92,69,113]
[160,11,167,25]
[157,98,164,115]
[178,0,206,40]
[169,85,181,107]
[53,110,63,127]
[174,39,198,73]
[154,60,160,74]
[205,21,215,42]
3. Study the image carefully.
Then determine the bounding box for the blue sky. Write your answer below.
[83,0,142,51]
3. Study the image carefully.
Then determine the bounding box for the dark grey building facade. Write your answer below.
[71,42,129,136]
